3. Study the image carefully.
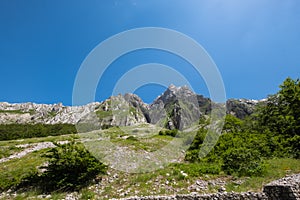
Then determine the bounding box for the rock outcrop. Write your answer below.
[150,85,201,130]
[0,86,264,129]
[117,173,300,200]
[264,173,300,200]
[226,99,262,119]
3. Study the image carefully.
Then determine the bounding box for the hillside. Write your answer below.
[0,78,299,199]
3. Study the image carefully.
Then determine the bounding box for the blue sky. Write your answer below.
[0,0,299,105]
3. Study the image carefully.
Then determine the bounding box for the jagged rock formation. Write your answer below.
[0,94,148,127]
[0,102,98,124]
[0,85,263,129]
[90,94,148,128]
[226,99,261,119]
[150,85,201,130]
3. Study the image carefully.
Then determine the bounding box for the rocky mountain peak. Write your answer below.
[154,85,195,105]
[0,86,262,129]
[150,85,201,130]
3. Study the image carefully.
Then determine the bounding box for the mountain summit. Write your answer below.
[0,86,260,130]
[150,85,201,130]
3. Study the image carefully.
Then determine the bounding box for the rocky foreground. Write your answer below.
[1,173,299,200]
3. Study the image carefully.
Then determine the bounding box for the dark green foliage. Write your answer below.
[21,142,106,192]
[223,114,243,133]
[186,122,269,176]
[185,77,300,177]
[258,77,300,136]
[101,124,114,130]
[258,77,300,157]
[287,135,300,159]
[0,124,77,141]
[158,129,178,137]
[222,147,266,176]
[187,127,207,151]
[126,135,138,141]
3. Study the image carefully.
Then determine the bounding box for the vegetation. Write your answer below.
[0,77,299,199]
[186,77,300,177]
[0,109,34,115]
[0,150,47,192]
[257,77,300,158]
[0,123,77,141]
[19,141,106,192]
[158,129,178,137]
[95,110,112,119]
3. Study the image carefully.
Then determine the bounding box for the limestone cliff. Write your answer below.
[0,86,262,129]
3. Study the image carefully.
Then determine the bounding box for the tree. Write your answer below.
[39,141,106,192]
[258,77,300,157]
[260,78,300,136]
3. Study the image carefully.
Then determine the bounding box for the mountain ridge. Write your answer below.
[0,86,263,128]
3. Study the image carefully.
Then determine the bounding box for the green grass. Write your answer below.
[0,134,79,147]
[0,110,26,114]
[0,125,299,199]
[225,158,300,192]
[0,134,79,166]
[111,134,174,152]
[79,188,96,200]
[0,109,36,115]
[47,111,57,117]
[129,106,139,116]
[0,145,23,159]
[99,158,300,198]
[95,110,112,119]
[0,150,48,191]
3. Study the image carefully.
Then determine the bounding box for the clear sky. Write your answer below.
[0,0,299,105]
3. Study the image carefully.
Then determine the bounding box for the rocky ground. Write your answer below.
[0,141,69,163]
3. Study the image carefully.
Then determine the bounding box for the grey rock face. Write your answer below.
[226,99,261,119]
[0,86,263,129]
[0,102,96,125]
[150,85,201,130]
[95,94,148,127]
[0,97,147,128]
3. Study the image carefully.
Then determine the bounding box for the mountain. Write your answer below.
[226,98,262,119]
[149,85,201,130]
[0,86,261,129]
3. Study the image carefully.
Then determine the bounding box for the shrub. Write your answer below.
[222,147,266,177]
[158,129,178,137]
[21,141,106,192]
[126,136,138,141]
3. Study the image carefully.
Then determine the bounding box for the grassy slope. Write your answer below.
[0,126,299,199]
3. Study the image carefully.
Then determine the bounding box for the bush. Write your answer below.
[158,129,178,137]
[287,135,300,159]
[21,141,106,192]
[42,141,106,191]
[126,135,138,141]
[222,147,266,177]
